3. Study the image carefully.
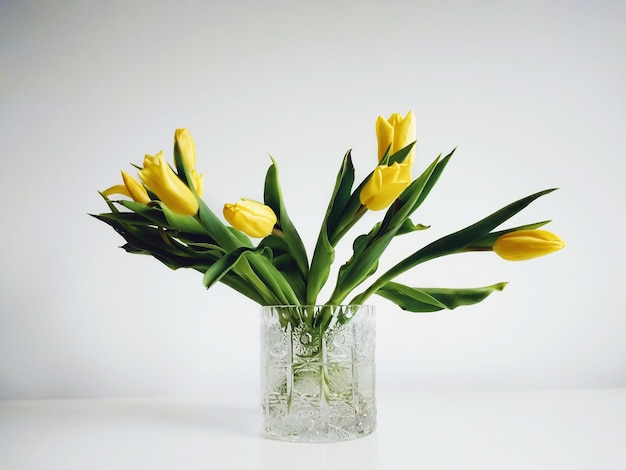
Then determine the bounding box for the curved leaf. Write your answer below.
[376,281,508,312]
[307,151,355,304]
[202,247,252,289]
[264,157,309,279]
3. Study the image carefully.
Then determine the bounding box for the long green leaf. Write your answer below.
[376,281,508,312]
[307,151,355,304]
[264,157,309,280]
[463,220,552,250]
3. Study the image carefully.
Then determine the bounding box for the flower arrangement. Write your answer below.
[94,111,564,329]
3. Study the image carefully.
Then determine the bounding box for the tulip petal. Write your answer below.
[102,184,130,198]
[376,116,394,161]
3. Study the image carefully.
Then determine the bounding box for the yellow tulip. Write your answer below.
[102,171,150,204]
[493,230,565,261]
[359,162,412,211]
[223,199,277,238]
[138,151,199,216]
[174,128,204,196]
[174,128,196,171]
[376,111,416,163]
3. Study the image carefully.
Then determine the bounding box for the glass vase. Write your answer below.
[260,305,376,442]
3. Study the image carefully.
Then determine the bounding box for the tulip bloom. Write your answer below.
[102,171,151,204]
[360,162,412,211]
[138,151,199,216]
[175,128,196,170]
[376,111,416,163]
[223,199,277,238]
[493,230,565,261]
[175,128,204,196]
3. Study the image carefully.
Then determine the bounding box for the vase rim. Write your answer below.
[262,304,372,307]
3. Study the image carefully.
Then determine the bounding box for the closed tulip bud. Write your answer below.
[223,199,277,238]
[174,128,196,171]
[138,151,199,216]
[121,170,150,204]
[174,128,204,196]
[376,111,416,163]
[360,162,412,211]
[102,171,151,204]
[493,230,565,261]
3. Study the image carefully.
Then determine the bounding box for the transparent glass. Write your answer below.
[260,305,376,442]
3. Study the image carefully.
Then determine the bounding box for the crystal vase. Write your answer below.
[260,305,376,442]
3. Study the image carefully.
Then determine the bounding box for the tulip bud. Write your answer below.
[359,162,412,211]
[376,111,416,163]
[121,170,150,204]
[493,230,565,261]
[223,199,277,238]
[174,128,204,196]
[174,128,196,171]
[138,151,199,216]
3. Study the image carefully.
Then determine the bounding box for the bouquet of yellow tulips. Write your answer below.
[94,112,564,328]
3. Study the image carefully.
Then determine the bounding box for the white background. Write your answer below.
[0,0,624,400]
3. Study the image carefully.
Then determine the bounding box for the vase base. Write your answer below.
[260,393,376,443]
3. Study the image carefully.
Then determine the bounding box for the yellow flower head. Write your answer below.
[376,111,416,163]
[493,230,565,261]
[223,199,277,238]
[138,151,199,216]
[359,162,412,211]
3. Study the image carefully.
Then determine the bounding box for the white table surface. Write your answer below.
[1,389,625,470]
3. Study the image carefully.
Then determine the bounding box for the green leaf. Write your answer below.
[120,200,209,235]
[464,220,552,250]
[307,151,355,304]
[397,219,430,235]
[202,247,253,289]
[259,235,307,302]
[408,148,455,214]
[325,151,355,237]
[376,281,508,313]
[95,212,158,227]
[386,141,416,166]
[264,157,309,280]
